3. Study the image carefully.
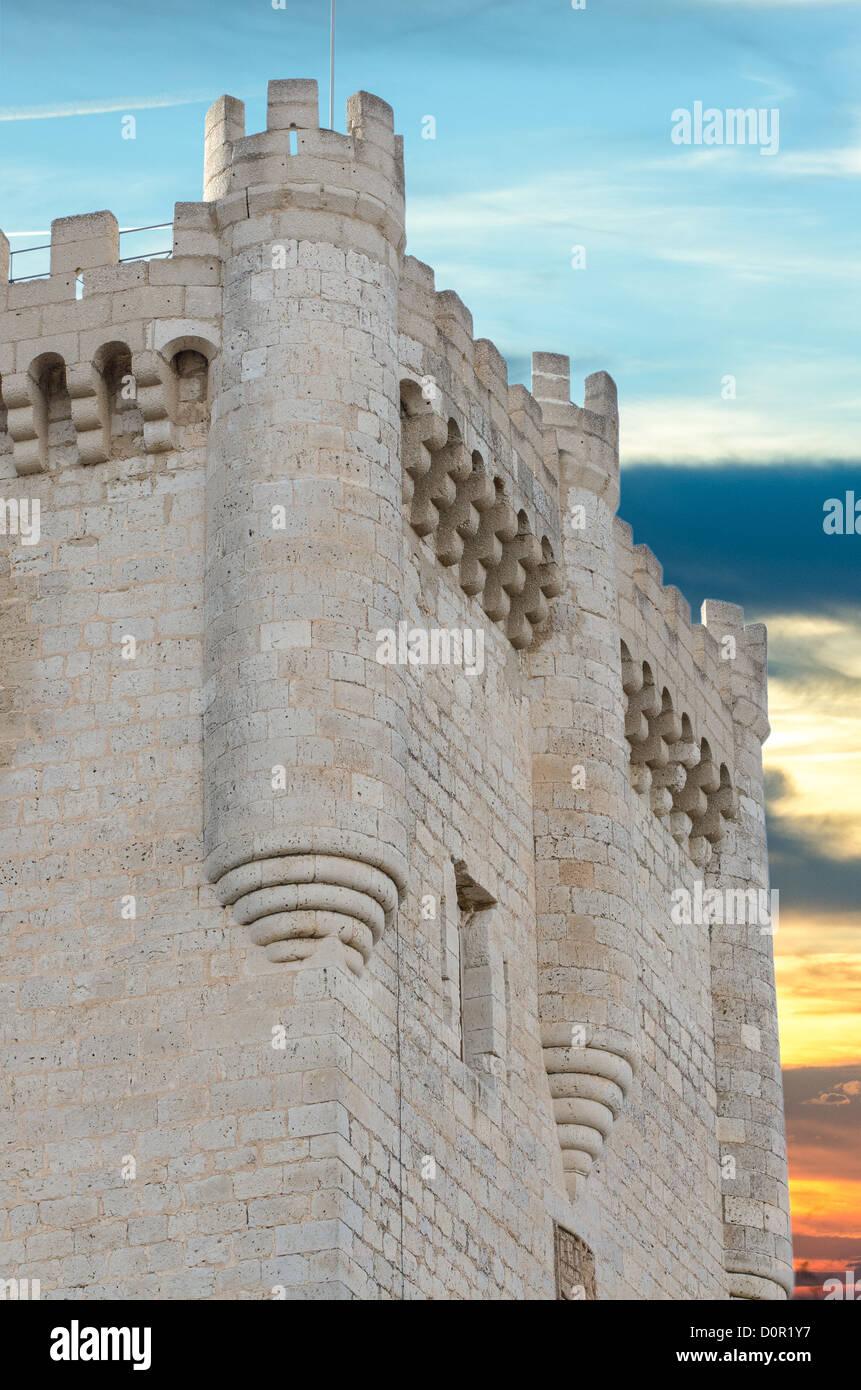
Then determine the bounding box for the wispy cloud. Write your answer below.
[0,93,211,122]
[621,394,861,463]
[644,140,861,179]
[776,147,861,176]
[408,172,861,283]
[741,71,798,103]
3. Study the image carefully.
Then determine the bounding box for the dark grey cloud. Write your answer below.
[619,461,861,620]
[783,1065,861,1195]
[784,1064,861,1118]
[766,812,861,916]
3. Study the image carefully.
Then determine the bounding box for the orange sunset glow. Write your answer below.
[765,614,861,1299]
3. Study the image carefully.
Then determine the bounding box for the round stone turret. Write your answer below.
[202,79,410,973]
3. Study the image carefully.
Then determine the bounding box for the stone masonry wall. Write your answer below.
[0,78,792,1300]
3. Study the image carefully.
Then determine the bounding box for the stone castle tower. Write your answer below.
[0,79,792,1300]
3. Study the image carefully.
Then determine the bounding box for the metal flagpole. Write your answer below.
[329,0,335,129]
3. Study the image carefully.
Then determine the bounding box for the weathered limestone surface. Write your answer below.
[0,79,792,1300]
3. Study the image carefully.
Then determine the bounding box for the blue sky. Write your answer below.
[1,0,860,462]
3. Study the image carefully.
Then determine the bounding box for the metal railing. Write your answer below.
[8,221,173,283]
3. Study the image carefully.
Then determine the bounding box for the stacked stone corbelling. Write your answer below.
[0,78,792,1300]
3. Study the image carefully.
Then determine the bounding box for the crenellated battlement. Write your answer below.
[0,72,765,752]
[0,203,221,479]
[0,64,763,782]
[203,80,403,197]
[203,79,405,261]
[399,258,562,503]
